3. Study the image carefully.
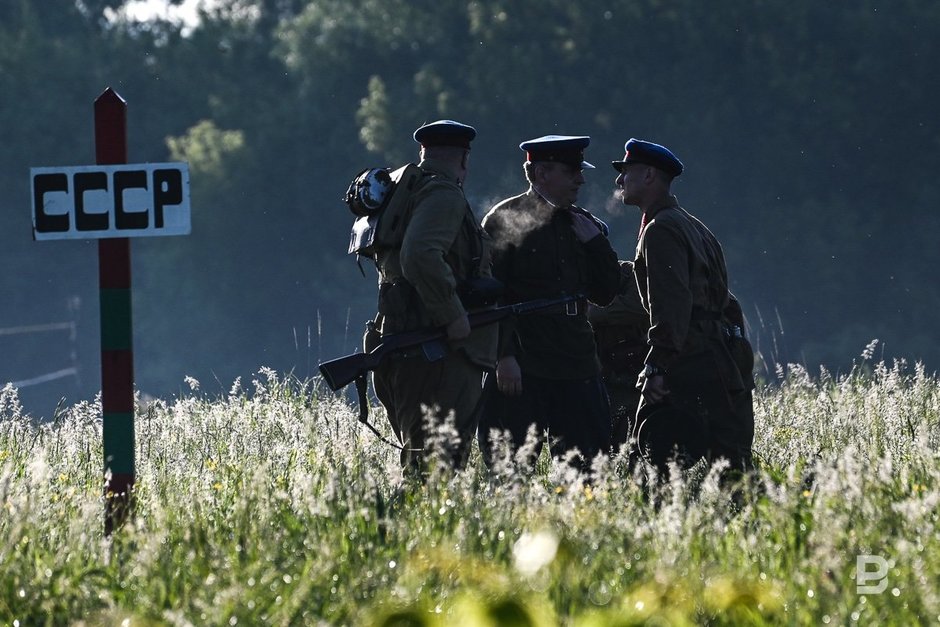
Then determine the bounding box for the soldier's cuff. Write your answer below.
[498,344,518,359]
[497,320,519,358]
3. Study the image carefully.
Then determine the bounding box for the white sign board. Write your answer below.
[31,162,191,241]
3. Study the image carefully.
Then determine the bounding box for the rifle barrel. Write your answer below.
[317,293,583,391]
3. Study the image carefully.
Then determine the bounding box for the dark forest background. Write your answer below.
[3,0,939,418]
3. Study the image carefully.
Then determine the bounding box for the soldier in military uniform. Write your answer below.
[478,135,622,467]
[366,120,498,476]
[613,138,755,473]
[587,259,648,449]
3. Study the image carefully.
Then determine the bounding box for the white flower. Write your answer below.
[512,529,559,576]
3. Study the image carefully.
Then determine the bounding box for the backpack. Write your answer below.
[345,163,429,260]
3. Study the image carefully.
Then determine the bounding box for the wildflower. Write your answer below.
[860,339,880,361]
[513,530,559,577]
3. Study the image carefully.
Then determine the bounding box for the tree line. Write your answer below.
[2,0,939,416]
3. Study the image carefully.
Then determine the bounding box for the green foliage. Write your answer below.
[357,75,394,156]
[167,120,245,183]
[2,360,940,625]
[4,0,940,414]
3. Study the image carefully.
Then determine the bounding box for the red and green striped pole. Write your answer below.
[94,88,135,535]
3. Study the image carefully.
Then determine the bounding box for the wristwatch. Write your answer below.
[643,363,667,378]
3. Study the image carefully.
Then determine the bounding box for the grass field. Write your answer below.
[2,354,939,626]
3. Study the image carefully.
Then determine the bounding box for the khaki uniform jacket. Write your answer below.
[373,158,498,369]
[634,195,736,378]
[482,190,621,379]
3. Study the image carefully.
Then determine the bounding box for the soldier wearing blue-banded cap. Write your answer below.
[613,138,754,478]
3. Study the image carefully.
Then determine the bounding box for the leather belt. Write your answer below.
[533,298,587,317]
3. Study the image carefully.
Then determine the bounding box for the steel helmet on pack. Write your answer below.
[344,168,393,217]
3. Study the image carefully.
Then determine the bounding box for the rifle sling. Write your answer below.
[353,374,422,452]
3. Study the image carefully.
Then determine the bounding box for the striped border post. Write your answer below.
[95,88,135,535]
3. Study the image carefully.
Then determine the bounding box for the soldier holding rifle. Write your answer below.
[362,120,497,476]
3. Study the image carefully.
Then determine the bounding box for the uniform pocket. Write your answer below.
[378,280,428,333]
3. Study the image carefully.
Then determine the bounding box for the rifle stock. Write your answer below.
[317,293,583,391]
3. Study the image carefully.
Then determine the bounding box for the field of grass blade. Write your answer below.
[2,358,939,626]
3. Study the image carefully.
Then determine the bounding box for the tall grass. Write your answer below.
[2,356,939,626]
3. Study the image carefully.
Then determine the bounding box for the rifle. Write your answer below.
[317,293,584,436]
[319,292,583,391]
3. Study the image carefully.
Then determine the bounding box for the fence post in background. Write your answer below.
[94,87,135,535]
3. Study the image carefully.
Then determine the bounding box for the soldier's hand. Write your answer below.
[639,374,669,403]
[496,356,523,396]
[446,313,471,340]
[570,212,601,243]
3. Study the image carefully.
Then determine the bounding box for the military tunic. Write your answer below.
[482,191,621,378]
[633,195,754,470]
[477,190,621,464]
[368,157,498,472]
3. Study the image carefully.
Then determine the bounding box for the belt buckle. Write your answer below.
[566,301,578,316]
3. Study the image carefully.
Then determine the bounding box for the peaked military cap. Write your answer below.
[520,135,595,169]
[611,138,684,178]
[413,119,476,149]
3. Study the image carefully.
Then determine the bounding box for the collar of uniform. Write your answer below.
[417,156,460,183]
[645,194,680,221]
